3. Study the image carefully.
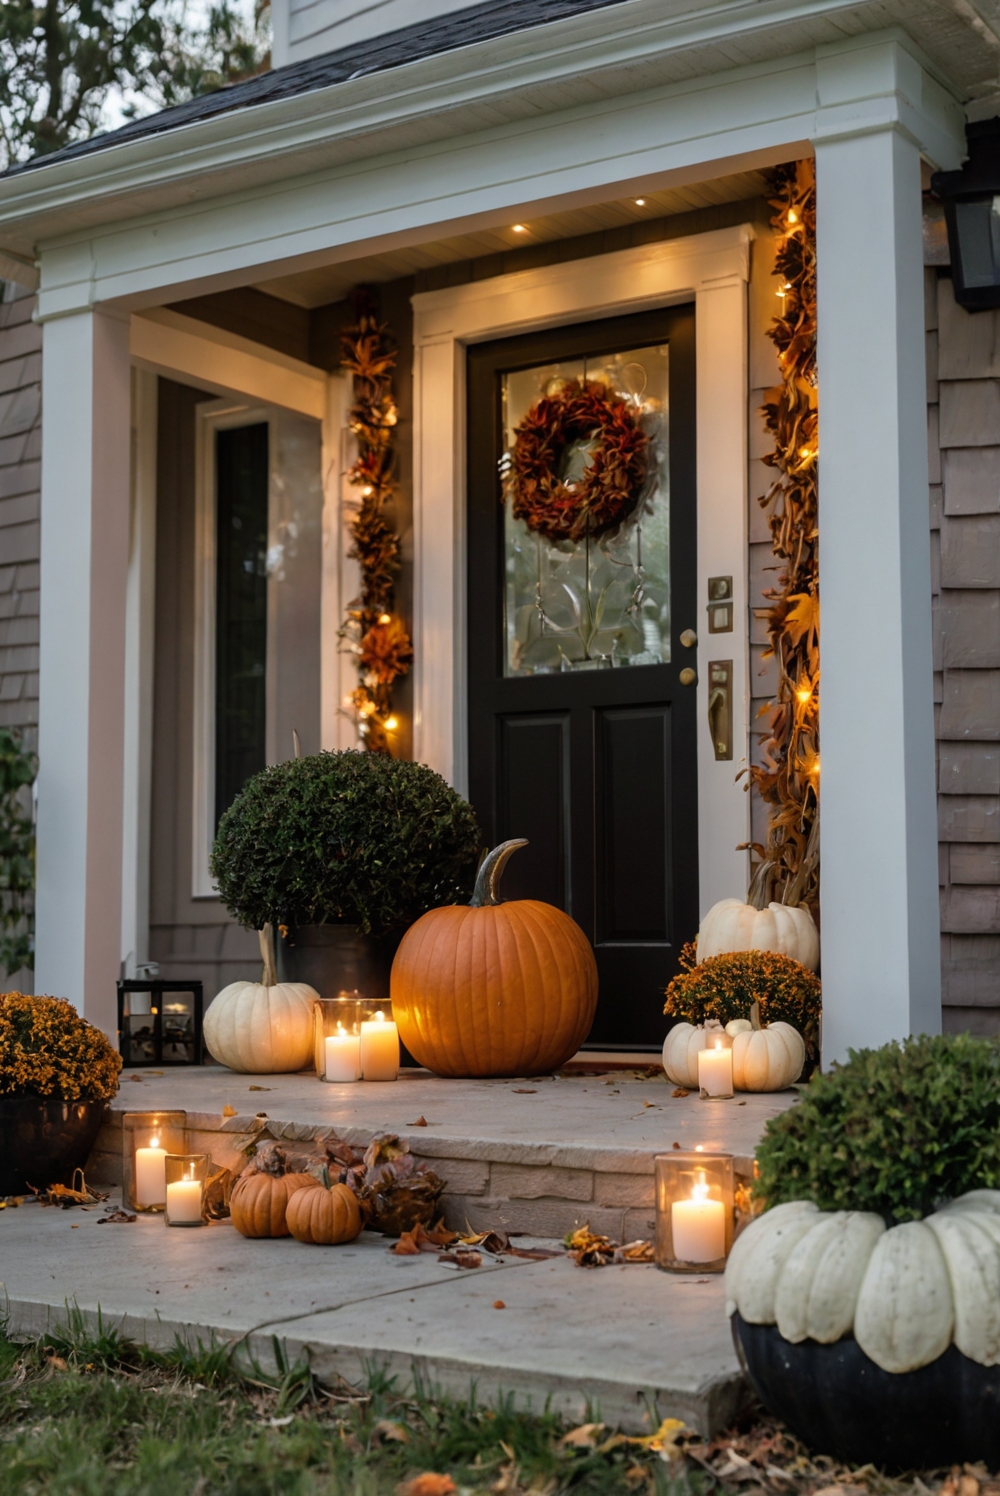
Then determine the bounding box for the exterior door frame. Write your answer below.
[412,224,753,916]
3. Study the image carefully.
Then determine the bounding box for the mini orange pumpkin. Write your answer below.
[390,839,598,1078]
[229,1170,318,1239]
[286,1174,362,1245]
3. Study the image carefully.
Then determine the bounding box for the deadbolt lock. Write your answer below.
[679,628,698,649]
[679,667,698,687]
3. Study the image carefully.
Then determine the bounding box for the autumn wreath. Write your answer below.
[503,378,648,543]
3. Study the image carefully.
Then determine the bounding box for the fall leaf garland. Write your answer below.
[340,291,413,754]
[746,160,819,908]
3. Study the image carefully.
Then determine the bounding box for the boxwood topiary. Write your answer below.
[755,1033,1000,1224]
[210,751,481,936]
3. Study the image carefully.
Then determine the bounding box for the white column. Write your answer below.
[815,125,940,1063]
[35,310,131,1034]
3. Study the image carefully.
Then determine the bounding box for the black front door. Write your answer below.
[466,305,698,1050]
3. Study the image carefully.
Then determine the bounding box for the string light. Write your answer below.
[384,717,398,731]
[634,198,646,206]
[512,224,527,233]
[378,613,391,625]
[796,687,811,703]
[787,208,799,225]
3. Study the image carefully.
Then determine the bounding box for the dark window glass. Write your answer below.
[215,423,268,826]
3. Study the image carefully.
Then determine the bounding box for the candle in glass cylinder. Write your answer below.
[671,1170,725,1263]
[166,1170,203,1226]
[134,1137,167,1207]
[360,1010,399,1081]
[325,1025,362,1083]
[697,1040,733,1099]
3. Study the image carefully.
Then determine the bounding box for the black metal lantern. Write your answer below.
[932,118,1000,311]
[117,980,203,1066]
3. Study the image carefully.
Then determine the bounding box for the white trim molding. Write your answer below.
[412,225,752,914]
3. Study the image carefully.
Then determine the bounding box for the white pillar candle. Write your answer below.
[360,1011,399,1081]
[134,1142,167,1207]
[165,1179,203,1225]
[671,1173,725,1263]
[325,1029,361,1083]
[697,1042,733,1099]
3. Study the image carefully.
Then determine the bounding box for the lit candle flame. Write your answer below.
[692,1169,709,1203]
[375,1010,385,1023]
[150,1136,159,1150]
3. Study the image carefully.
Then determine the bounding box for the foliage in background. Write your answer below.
[211,750,481,935]
[755,1034,1000,1223]
[743,159,819,910]
[0,0,270,170]
[340,290,413,755]
[0,727,35,976]
[0,992,121,1100]
[664,948,820,1063]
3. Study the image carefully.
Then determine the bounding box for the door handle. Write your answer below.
[708,660,733,760]
[679,667,697,687]
[679,628,698,649]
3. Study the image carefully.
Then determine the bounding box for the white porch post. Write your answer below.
[815,124,940,1063]
[35,310,131,1034]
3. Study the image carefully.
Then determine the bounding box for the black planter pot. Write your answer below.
[733,1312,1000,1472]
[276,923,403,1004]
[0,1096,107,1197]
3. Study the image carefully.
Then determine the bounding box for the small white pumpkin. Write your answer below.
[730,1005,805,1092]
[662,1019,728,1088]
[698,896,819,972]
[728,1190,1000,1374]
[203,925,318,1074]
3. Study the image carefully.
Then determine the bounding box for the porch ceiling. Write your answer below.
[254,168,770,307]
[0,0,991,281]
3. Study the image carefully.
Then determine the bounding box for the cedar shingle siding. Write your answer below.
[0,282,40,750]
[932,269,1000,1031]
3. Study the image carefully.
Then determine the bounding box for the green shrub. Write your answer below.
[755,1033,1000,1223]
[664,948,821,1060]
[210,750,481,935]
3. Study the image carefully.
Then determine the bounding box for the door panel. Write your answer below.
[467,305,698,1050]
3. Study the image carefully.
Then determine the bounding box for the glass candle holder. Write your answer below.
[654,1151,734,1273]
[314,994,395,1081]
[164,1154,209,1226]
[122,1111,187,1212]
[360,1005,399,1081]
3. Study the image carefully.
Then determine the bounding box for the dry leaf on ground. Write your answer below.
[560,1423,605,1449]
[397,1476,457,1496]
[372,1418,409,1443]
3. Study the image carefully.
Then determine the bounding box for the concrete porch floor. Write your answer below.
[2,1066,799,1435]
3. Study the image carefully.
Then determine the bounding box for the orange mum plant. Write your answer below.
[664,949,821,1065]
[0,992,122,1102]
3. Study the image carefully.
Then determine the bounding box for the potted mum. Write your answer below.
[727,1033,1000,1471]
[210,750,481,1002]
[0,992,122,1195]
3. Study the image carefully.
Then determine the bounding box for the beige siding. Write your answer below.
[931,271,1000,1033]
[0,283,40,748]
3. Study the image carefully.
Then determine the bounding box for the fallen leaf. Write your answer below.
[407,1116,429,1127]
[373,1418,409,1443]
[615,1240,655,1264]
[671,1088,690,1099]
[248,1085,272,1092]
[127,1074,143,1082]
[493,1300,506,1309]
[222,1105,238,1118]
[439,1249,482,1269]
[560,1423,605,1449]
[97,1209,137,1224]
[512,1088,536,1094]
[391,1229,422,1256]
[391,1221,457,1255]
[397,1476,457,1496]
[268,1414,294,1428]
[46,1355,68,1372]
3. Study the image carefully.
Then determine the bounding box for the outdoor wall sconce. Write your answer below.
[654,1150,735,1272]
[117,980,204,1067]
[932,118,1000,311]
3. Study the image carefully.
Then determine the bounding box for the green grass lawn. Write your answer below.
[0,1313,697,1495]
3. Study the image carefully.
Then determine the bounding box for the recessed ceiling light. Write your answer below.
[512,223,527,233]
[634,198,646,206]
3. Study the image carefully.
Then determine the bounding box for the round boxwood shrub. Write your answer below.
[664,948,821,1062]
[210,750,482,936]
[755,1032,1000,1224]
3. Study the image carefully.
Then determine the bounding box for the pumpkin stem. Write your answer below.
[750,1000,761,1031]
[259,924,278,987]
[321,1164,331,1191]
[469,839,528,907]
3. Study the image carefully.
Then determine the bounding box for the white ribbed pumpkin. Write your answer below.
[203,926,318,1074]
[730,1009,805,1092]
[662,1020,728,1088]
[726,1189,1000,1373]
[698,897,819,971]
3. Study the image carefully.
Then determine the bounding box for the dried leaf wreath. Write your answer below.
[340,290,413,755]
[744,159,819,908]
[502,377,648,542]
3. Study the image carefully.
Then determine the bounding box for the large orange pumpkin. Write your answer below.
[390,839,597,1077]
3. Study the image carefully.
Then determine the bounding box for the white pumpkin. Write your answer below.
[662,1020,728,1088]
[731,1012,805,1092]
[698,897,819,972]
[727,1190,1000,1374]
[203,926,318,1074]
